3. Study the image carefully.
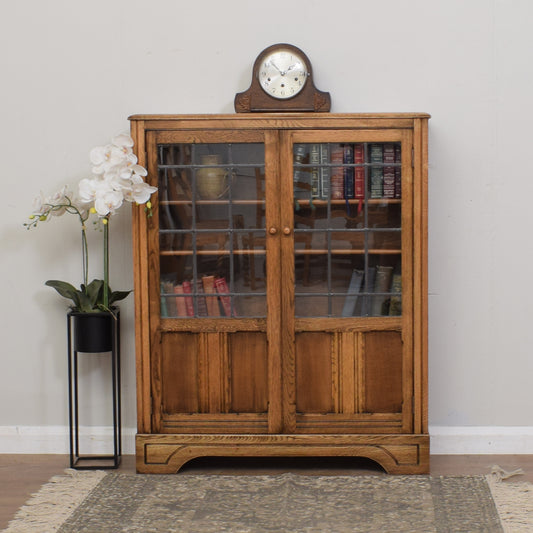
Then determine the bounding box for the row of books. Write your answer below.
[294,143,402,201]
[341,265,402,317]
[160,276,235,318]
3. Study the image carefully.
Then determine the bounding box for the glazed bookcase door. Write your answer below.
[280,129,414,434]
[146,130,283,434]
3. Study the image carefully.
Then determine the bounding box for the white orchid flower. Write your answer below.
[32,191,47,215]
[130,181,158,204]
[78,177,103,203]
[94,189,124,216]
[112,133,134,149]
[90,144,136,175]
[47,185,71,216]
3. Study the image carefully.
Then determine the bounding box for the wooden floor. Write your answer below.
[1,454,532,530]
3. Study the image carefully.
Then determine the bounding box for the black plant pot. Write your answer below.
[71,311,115,352]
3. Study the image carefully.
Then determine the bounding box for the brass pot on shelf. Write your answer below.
[196,155,229,199]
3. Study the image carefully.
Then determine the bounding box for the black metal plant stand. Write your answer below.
[67,310,121,469]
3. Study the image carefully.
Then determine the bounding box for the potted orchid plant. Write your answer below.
[25,133,157,321]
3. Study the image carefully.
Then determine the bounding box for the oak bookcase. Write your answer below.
[130,113,429,474]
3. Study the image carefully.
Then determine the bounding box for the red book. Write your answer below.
[215,277,234,317]
[181,280,195,317]
[202,275,220,316]
[330,145,344,199]
[173,284,187,317]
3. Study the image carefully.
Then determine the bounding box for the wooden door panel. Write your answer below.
[363,331,403,413]
[161,333,199,414]
[295,332,334,414]
[228,332,268,413]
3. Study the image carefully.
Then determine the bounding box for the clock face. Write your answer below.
[258,49,308,100]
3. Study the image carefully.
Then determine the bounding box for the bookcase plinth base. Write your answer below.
[136,433,430,475]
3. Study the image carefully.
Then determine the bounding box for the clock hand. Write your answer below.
[270,61,287,76]
[270,61,282,74]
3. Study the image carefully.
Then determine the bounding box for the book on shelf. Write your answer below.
[383,143,395,164]
[389,273,402,316]
[215,276,235,317]
[181,280,195,317]
[161,280,177,317]
[383,144,396,199]
[360,266,376,317]
[309,144,320,198]
[173,283,188,317]
[202,275,220,316]
[330,144,344,199]
[293,144,311,199]
[194,279,208,316]
[383,165,395,199]
[371,265,394,316]
[342,144,355,199]
[160,282,168,317]
[341,269,364,317]
[394,144,402,199]
[319,144,330,199]
[369,144,384,199]
[354,144,365,200]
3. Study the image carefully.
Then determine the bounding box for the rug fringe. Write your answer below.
[487,467,533,533]
[4,469,106,533]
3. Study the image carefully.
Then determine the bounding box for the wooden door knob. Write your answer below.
[283,227,291,235]
[269,227,278,235]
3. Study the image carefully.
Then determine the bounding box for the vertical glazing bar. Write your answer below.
[326,144,332,316]
[191,144,198,316]
[363,143,370,316]
[227,143,235,315]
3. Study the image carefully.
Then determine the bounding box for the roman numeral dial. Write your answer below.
[258,50,308,99]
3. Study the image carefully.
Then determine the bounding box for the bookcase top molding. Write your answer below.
[129,112,431,121]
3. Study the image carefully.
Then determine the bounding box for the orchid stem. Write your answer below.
[81,226,89,289]
[103,218,109,309]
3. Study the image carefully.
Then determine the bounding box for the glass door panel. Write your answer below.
[293,141,402,318]
[157,142,266,318]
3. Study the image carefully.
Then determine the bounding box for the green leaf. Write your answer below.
[45,280,79,302]
[85,279,104,306]
[109,290,132,305]
[77,291,97,313]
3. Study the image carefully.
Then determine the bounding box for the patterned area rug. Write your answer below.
[5,470,533,532]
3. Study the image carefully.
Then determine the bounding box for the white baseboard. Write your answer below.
[0,426,532,455]
[0,426,136,455]
[429,426,533,454]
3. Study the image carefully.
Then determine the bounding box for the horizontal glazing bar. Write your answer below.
[293,228,401,233]
[160,229,266,234]
[294,292,399,297]
[161,292,267,297]
[293,249,401,255]
[160,250,266,256]
[160,200,265,205]
[159,163,264,169]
